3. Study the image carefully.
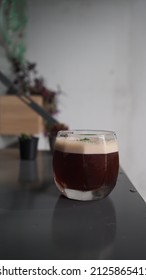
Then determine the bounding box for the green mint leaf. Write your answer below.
[80,137,90,141]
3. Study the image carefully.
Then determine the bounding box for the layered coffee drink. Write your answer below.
[53,130,119,201]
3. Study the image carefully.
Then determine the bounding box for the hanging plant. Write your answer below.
[0,0,27,63]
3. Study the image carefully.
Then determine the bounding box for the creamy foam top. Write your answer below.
[55,137,118,154]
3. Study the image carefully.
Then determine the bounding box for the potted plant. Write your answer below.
[9,58,69,153]
[8,58,61,118]
[19,133,39,160]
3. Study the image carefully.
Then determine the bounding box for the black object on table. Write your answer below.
[0,149,146,260]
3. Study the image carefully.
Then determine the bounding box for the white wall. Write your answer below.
[26,0,146,200]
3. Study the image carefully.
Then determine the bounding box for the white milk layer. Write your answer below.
[55,137,118,154]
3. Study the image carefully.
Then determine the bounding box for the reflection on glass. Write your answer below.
[51,196,116,259]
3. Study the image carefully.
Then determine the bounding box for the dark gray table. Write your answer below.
[0,149,146,260]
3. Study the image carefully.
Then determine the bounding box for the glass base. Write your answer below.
[62,188,110,201]
[55,179,113,201]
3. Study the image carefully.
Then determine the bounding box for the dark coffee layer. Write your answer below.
[53,151,119,192]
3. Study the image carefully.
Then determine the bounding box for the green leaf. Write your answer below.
[20,133,31,140]
[80,137,90,141]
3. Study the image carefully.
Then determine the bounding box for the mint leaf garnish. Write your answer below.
[80,137,90,141]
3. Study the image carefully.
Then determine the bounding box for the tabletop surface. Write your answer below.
[0,149,146,260]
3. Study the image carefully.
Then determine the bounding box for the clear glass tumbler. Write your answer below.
[53,130,119,201]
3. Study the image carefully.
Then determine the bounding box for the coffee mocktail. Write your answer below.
[53,130,119,201]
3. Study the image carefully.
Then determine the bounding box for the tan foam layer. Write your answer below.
[55,137,118,154]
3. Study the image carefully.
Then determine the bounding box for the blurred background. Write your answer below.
[0,0,146,200]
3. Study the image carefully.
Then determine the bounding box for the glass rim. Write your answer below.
[57,129,117,137]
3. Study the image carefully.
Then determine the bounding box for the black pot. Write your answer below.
[19,136,39,160]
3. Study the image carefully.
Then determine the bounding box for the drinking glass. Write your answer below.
[53,130,119,201]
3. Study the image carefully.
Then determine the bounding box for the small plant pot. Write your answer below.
[19,136,39,160]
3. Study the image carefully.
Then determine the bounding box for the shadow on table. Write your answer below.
[51,196,117,259]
